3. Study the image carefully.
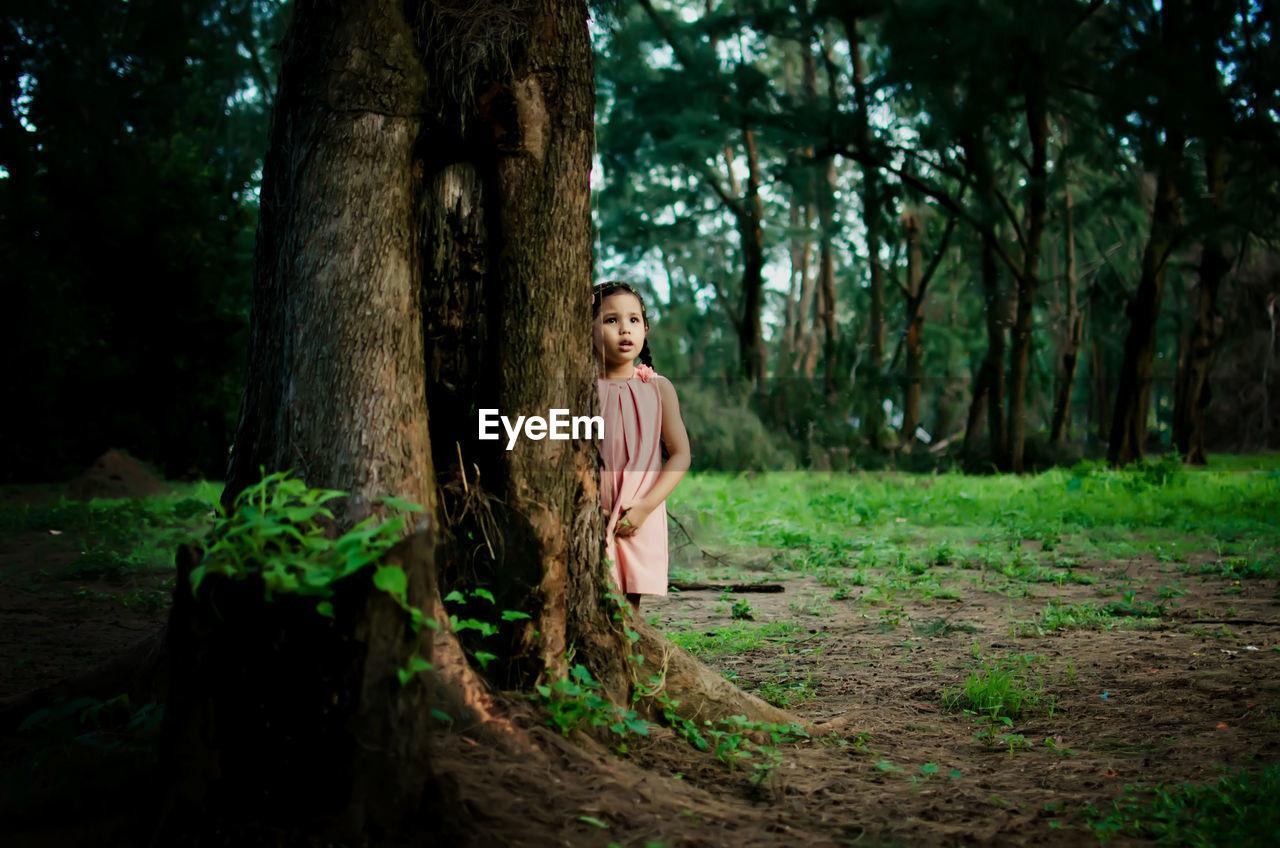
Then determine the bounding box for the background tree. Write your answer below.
[0,0,283,481]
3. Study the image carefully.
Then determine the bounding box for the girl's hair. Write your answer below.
[592,281,654,367]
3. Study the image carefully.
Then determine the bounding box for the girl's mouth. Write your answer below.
[619,341,633,350]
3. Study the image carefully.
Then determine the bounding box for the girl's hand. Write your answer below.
[615,503,653,537]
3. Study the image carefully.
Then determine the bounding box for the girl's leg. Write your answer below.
[626,593,641,612]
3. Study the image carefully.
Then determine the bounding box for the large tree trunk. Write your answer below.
[177,2,440,838]
[1007,42,1048,473]
[1050,134,1083,445]
[224,0,434,521]
[1108,0,1187,465]
[847,15,886,449]
[163,2,786,840]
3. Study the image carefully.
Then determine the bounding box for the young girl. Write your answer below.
[592,281,691,610]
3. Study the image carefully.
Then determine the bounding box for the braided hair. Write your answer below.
[591,281,654,368]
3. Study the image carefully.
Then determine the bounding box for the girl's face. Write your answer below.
[593,291,647,372]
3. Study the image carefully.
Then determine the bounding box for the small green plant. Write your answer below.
[754,673,817,709]
[1013,600,1117,635]
[638,676,808,784]
[192,470,418,604]
[190,470,435,683]
[941,652,1045,721]
[534,664,650,750]
[1086,762,1280,845]
[1043,736,1075,756]
[913,617,980,638]
[730,597,754,620]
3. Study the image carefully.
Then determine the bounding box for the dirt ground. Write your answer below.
[636,554,1280,845]
[1,486,1277,846]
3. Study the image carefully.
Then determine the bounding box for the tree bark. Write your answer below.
[1007,39,1048,473]
[176,3,442,838]
[960,125,1009,468]
[739,127,768,387]
[1172,5,1233,465]
[1172,144,1227,464]
[224,0,434,522]
[165,3,788,838]
[817,156,840,401]
[1050,133,1083,445]
[1108,0,1188,466]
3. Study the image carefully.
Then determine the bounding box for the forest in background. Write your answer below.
[3,0,1277,481]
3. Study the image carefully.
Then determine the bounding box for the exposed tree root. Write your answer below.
[633,619,795,727]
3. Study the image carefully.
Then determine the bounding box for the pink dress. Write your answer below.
[598,364,668,596]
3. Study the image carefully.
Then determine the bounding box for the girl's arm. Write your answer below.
[616,376,690,536]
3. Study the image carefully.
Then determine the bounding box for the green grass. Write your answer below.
[0,485,221,587]
[941,652,1048,721]
[666,620,805,658]
[671,459,1280,562]
[1086,762,1280,845]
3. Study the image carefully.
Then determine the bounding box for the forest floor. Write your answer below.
[0,455,1278,846]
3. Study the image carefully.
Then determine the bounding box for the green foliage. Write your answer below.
[753,673,817,709]
[1015,600,1119,636]
[666,620,803,659]
[534,664,650,749]
[1086,763,1280,846]
[678,386,797,472]
[941,652,1047,721]
[1183,554,1280,581]
[190,471,435,682]
[639,675,810,785]
[4,1,287,479]
[192,471,414,603]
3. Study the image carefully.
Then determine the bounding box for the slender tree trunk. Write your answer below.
[1109,0,1187,465]
[784,198,806,359]
[960,124,1009,468]
[847,15,885,448]
[963,361,990,458]
[1108,146,1183,464]
[1050,134,1083,445]
[1172,6,1232,464]
[901,209,924,447]
[1172,145,1227,464]
[1007,42,1048,473]
[793,203,819,376]
[818,157,839,401]
[739,127,767,387]
[1091,334,1110,444]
